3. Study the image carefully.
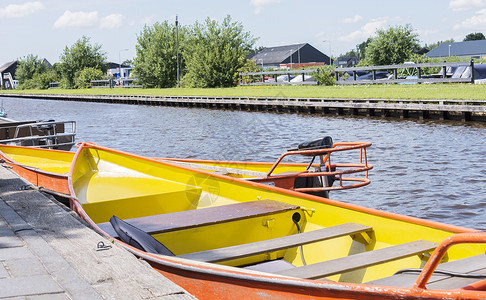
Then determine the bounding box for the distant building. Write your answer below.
[335,56,359,68]
[248,43,332,69]
[0,61,18,89]
[107,62,132,79]
[426,40,486,59]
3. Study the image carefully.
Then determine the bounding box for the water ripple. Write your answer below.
[2,97,485,230]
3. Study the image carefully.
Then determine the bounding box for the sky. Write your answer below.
[1,0,486,65]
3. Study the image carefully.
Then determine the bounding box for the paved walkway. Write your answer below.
[0,166,194,299]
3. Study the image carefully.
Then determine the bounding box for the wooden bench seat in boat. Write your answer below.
[366,254,486,290]
[97,199,300,238]
[275,240,438,280]
[178,222,372,263]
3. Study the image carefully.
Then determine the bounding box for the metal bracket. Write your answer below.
[95,241,112,251]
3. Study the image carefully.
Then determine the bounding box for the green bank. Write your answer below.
[1,84,486,101]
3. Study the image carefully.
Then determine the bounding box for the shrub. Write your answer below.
[74,67,104,89]
[313,66,335,86]
[33,71,58,89]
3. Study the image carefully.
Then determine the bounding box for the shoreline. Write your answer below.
[2,92,485,122]
[1,84,486,100]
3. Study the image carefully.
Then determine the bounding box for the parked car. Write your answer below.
[351,71,390,81]
[290,75,316,83]
[345,70,370,78]
[276,75,296,82]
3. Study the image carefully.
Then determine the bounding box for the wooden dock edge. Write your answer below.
[0,165,195,299]
[1,93,485,122]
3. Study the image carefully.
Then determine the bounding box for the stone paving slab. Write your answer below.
[0,275,65,298]
[0,166,195,299]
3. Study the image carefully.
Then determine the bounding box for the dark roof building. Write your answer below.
[0,60,18,89]
[335,56,359,68]
[426,40,486,59]
[248,43,332,68]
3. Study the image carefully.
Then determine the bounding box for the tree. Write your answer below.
[60,36,107,88]
[15,54,49,89]
[364,24,420,66]
[464,32,486,41]
[133,21,185,88]
[182,15,257,88]
[342,49,359,58]
[356,38,373,60]
[426,39,454,51]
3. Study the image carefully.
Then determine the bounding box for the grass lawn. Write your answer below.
[2,84,486,100]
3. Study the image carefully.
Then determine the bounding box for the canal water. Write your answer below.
[2,96,486,230]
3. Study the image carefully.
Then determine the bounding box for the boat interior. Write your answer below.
[163,136,373,199]
[71,142,486,290]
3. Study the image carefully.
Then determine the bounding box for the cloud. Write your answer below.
[449,0,486,11]
[0,1,45,18]
[54,10,126,29]
[54,10,99,29]
[250,0,281,14]
[339,17,389,42]
[341,15,363,24]
[453,8,486,29]
[100,14,125,29]
[141,15,156,25]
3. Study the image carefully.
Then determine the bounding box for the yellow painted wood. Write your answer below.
[0,145,73,173]
[70,144,486,284]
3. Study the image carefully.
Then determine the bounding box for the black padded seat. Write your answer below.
[110,215,174,256]
[297,136,333,151]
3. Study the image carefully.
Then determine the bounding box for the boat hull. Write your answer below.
[67,143,486,299]
[0,144,72,194]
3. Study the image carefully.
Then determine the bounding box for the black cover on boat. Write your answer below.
[297,136,333,151]
[294,166,336,198]
[110,215,175,256]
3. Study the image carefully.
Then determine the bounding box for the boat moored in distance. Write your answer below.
[0,136,372,200]
[0,117,76,151]
[163,136,373,199]
[0,105,7,118]
[66,142,486,299]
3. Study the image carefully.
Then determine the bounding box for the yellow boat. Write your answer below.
[0,144,73,194]
[66,142,486,299]
[0,137,372,199]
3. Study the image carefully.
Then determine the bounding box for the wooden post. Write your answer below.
[400,110,408,119]
[439,111,447,121]
[470,59,475,84]
[420,110,429,120]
